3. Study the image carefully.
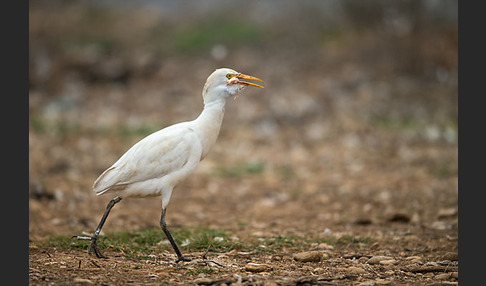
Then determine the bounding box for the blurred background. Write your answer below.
[29,0,458,240]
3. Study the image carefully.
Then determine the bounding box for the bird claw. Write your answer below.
[176,256,192,263]
[72,235,108,259]
[90,240,109,259]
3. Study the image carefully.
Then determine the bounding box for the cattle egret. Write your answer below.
[73,68,263,262]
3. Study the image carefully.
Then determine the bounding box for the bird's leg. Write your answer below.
[73,196,122,258]
[160,208,191,263]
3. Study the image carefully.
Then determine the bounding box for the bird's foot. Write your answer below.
[72,235,108,259]
[176,256,192,263]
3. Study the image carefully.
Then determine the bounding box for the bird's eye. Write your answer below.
[226,73,235,79]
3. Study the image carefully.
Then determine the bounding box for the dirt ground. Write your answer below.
[29,2,458,285]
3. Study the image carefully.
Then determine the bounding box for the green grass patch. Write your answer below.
[117,123,162,138]
[168,20,260,53]
[29,115,81,136]
[172,227,237,253]
[253,234,303,254]
[45,228,372,260]
[214,162,265,178]
[372,115,425,132]
[29,115,48,134]
[434,163,456,179]
[315,235,372,249]
[336,235,371,245]
[262,235,298,248]
[275,165,295,180]
[47,227,243,260]
[29,113,164,142]
[46,228,165,260]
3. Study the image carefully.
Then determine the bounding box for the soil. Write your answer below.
[29,2,458,285]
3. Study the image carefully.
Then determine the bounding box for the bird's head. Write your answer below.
[202,68,263,104]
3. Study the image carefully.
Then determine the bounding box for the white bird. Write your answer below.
[73,68,263,262]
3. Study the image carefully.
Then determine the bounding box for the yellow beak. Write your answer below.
[236,73,264,88]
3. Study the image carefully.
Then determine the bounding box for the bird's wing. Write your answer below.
[93,123,200,195]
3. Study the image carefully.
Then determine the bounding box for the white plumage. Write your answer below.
[73,67,263,262]
[93,124,202,206]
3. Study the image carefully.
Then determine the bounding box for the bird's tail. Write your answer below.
[93,166,117,196]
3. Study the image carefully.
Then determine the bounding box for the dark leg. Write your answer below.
[73,196,122,258]
[160,208,191,263]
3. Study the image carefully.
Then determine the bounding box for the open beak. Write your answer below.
[236,73,264,88]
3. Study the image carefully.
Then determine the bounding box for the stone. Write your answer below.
[358,256,370,264]
[435,273,452,280]
[367,256,393,265]
[194,277,213,285]
[348,266,366,275]
[73,278,93,285]
[441,252,458,261]
[379,259,397,265]
[437,208,457,219]
[293,251,323,262]
[374,278,391,285]
[405,256,423,263]
[315,242,334,250]
[245,263,271,273]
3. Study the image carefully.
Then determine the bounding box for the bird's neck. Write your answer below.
[194,99,226,159]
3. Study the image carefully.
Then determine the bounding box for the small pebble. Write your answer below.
[367,256,393,265]
[313,242,334,250]
[358,256,369,263]
[73,278,93,285]
[347,266,366,275]
[405,255,422,264]
[441,252,458,261]
[379,259,397,265]
[437,208,457,219]
[293,251,323,262]
[245,263,271,273]
[374,278,391,285]
[194,277,212,285]
[435,273,452,280]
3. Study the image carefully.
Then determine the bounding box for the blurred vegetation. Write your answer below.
[214,161,265,178]
[29,0,457,126]
[168,20,261,53]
